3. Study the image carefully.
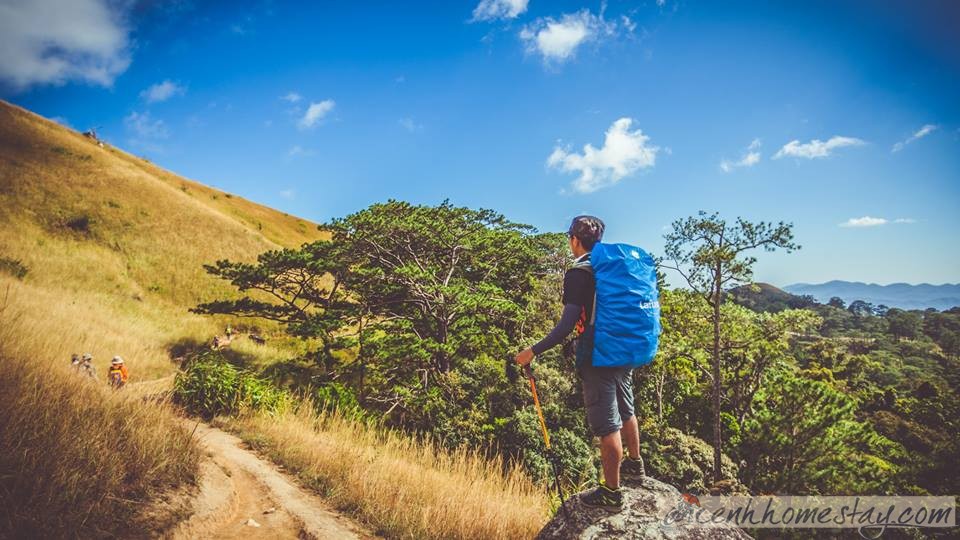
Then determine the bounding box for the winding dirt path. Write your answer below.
[167,422,374,540]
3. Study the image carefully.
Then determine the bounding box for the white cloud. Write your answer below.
[297,100,335,129]
[279,189,295,199]
[281,91,302,103]
[0,0,132,90]
[720,138,762,173]
[471,0,528,21]
[547,117,659,193]
[520,10,618,65]
[398,117,423,133]
[140,80,185,103]
[840,216,887,228]
[840,216,917,228]
[773,136,865,159]
[124,111,168,139]
[891,124,937,153]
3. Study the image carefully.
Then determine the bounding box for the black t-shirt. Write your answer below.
[563,265,595,334]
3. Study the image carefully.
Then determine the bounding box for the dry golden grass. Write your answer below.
[224,405,551,539]
[0,280,201,538]
[0,332,200,538]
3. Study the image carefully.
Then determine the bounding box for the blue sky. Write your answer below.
[2,0,959,286]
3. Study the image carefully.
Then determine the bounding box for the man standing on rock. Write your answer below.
[515,215,646,510]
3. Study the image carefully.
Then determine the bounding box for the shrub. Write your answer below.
[173,351,291,419]
[640,419,739,493]
[499,408,596,489]
[313,381,361,414]
[64,213,92,233]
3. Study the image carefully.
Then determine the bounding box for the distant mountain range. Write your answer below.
[783,281,960,311]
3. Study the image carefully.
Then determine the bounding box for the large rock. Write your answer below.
[537,477,751,540]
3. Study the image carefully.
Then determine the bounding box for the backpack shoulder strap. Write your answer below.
[570,258,597,326]
[571,258,593,273]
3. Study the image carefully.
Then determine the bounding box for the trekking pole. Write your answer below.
[523,364,570,519]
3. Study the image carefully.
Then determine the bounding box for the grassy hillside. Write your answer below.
[0,99,325,379]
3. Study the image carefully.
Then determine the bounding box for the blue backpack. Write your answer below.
[573,243,661,368]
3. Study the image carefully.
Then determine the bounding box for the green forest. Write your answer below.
[185,199,960,507]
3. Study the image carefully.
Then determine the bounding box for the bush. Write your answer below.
[640,419,738,493]
[313,381,362,415]
[0,256,28,279]
[173,351,291,419]
[499,408,596,489]
[64,213,92,233]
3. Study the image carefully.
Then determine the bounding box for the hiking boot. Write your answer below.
[620,455,646,482]
[579,484,623,510]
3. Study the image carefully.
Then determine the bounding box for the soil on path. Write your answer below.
[167,422,374,540]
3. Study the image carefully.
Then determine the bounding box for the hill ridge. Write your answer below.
[783,280,960,311]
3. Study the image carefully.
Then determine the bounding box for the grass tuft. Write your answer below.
[0,256,27,279]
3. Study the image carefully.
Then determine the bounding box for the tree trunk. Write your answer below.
[656,381,664,422]
[655,369,665,422]
[358,316,366,402]
[437,318,450,373]
[712,271,723,483]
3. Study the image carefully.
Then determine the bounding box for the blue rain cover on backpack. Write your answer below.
[588,243,661,368]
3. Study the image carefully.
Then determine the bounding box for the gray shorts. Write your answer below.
[579,363,635,437]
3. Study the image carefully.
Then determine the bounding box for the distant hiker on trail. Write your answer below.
[79,353,97,379]
[225,325,233,339]
[108,356,128,389]
[515,215,661,510]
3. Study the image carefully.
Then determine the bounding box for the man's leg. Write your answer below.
[599,429,623,489]
[615,368,646,480]
[621,414,640,459]
[579,365,626,508]
[581,364,624,488]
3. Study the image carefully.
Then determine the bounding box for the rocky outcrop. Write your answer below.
[537,477,752,540]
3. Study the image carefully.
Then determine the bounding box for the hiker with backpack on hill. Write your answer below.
[515,215,661,510]
[107,356,128,389]
[79,353,97,379]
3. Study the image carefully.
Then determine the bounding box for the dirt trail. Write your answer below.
[167,422,374,540]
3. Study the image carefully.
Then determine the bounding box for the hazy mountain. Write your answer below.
[783,281,960,311]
